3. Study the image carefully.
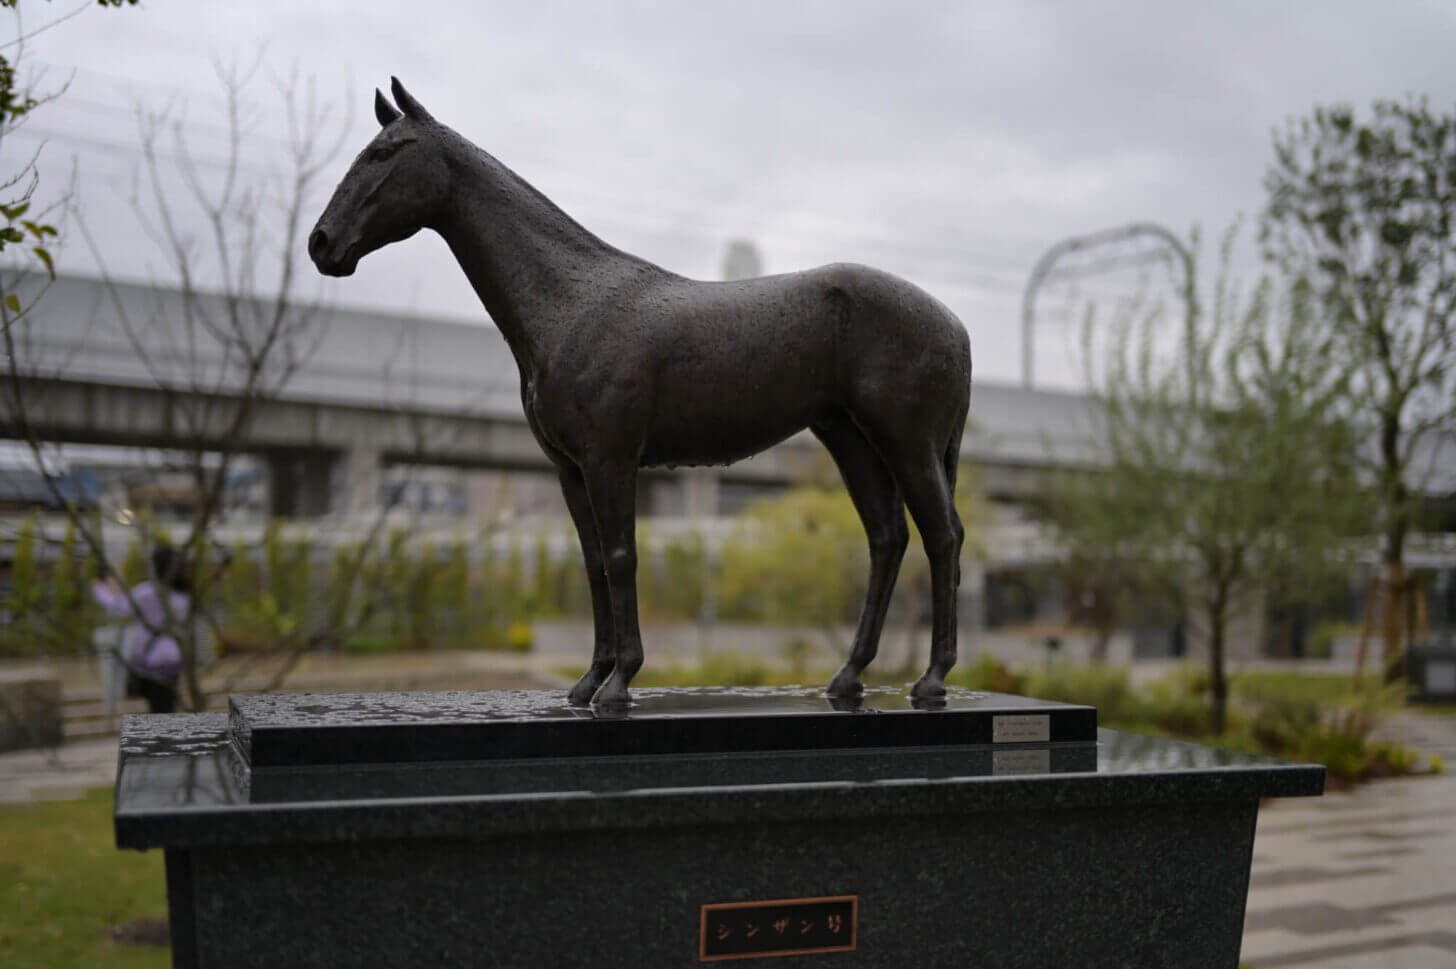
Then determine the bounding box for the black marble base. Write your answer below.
[116,688,1323,969]
[227,686,1097,767]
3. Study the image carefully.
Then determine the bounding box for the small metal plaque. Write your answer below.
[700,895,856,961]
[992,713,1051,743]
[993,748,1052,775]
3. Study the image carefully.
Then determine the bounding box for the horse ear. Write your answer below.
[390,76,434,123]
[375,89,402,127]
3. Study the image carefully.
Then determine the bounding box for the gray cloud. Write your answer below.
[20,0,1456,386]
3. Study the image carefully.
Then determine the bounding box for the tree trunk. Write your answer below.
[183,624,205,713]
[1381,412,1409,679]
[1381,559,1407,682]
[1208,607,1228,736]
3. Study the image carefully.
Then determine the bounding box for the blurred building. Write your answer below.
[3,271,1453,661]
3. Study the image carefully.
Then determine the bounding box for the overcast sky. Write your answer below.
[15,0,1456,389]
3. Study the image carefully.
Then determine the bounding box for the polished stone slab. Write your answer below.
[227,686,1098,768]
[116,712,1319,850]
[115,690,1324,969]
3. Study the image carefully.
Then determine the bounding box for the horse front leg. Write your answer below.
[581,461,643,708]
[558,465,615,706]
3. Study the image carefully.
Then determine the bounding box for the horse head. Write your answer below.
[309,78,450,277]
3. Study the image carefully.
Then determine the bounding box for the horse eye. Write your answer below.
[370,143,399,162]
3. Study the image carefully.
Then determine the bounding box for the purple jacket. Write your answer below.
[92,580,186,680]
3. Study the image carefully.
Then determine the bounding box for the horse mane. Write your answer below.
[437,124,667,273]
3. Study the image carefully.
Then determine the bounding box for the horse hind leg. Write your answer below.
[882,439,964,698]
[813,416,909,697]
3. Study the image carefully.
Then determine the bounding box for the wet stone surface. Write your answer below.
[112,694,1325,969]
[227,686,1099,767]
[115,700,1322,851]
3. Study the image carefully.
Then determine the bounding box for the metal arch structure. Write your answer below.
[1020,222,1195,389]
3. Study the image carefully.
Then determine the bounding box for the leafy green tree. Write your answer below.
[718,486,867,651]
[222,535,259,636]
[384,527,412,644]
[661,531,707,621]
[531,531,555,619]
[118,535,147,587]
[501,534,526,624]
[51,517,90,650]
[1262,97,1456,670]
[552,540,587,619]
[407,540,438,650]
[634,523,660,619]
[1052,236,1368,731]
[264,521,287,615]
[5,512,41,652]
[443,537,471,648]
[0,1,137,291]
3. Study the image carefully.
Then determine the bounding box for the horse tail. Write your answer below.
[943,403,966,495]
[943,353,970,494]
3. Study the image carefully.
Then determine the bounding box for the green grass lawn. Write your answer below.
[0,788,169,969]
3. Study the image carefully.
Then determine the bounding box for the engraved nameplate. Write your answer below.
[993,748,1052,776]
[992,714,1051,743]
[700,895,857,961]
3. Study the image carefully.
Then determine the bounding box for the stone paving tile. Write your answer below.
[1248,865,1391,889]
[1339,846,1421,860]
[1243,768,1456,969]
[0,736,117,804]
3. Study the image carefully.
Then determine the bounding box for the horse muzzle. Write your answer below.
[307,227,359,277]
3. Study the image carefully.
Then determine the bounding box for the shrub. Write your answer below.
[1295,723,1371,780]
[1026,661,1140,723]
[1141,690,1211,737]
[778,637,816,677]
[953,654,1026,695]
[1250,697,1323,752]
[341,628,395,654]
[696,650,770,686]
[505,620,533,652]
[1305,620,1353,660]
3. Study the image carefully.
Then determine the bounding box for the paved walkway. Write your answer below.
[1242,711,1456,969]
[0,735,118,803]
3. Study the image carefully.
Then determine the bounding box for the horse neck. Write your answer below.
[434,138,641,370]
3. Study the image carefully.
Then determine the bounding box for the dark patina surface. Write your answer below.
[115,698,1321,969]
[226,686,1098,767]
[309,80,973,707]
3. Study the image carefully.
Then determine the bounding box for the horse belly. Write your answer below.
[641,402,821,468]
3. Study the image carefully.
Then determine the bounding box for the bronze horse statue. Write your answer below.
[310,79,972,707]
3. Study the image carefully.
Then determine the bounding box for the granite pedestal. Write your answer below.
[114,686,1322,968]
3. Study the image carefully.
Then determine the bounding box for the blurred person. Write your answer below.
[92,544,189,714]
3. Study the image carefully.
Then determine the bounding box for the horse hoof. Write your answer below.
[910,676,946,699]
[566,680,598,706]
[825,669,865,698]
[591,679,632,709]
